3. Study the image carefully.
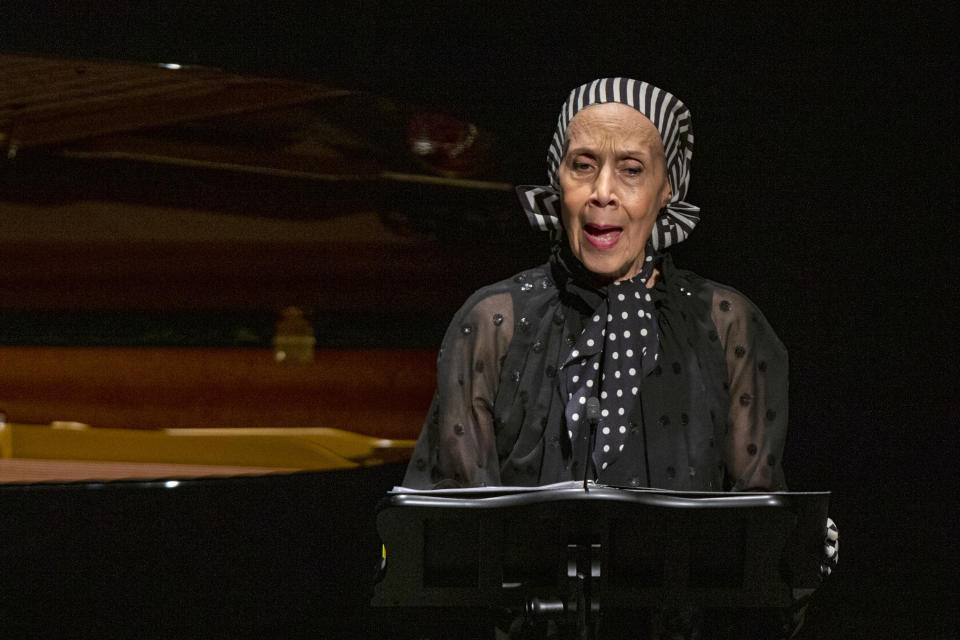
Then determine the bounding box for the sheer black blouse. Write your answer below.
[402,250,788,492]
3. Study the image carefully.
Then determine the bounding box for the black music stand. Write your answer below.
[372,482,828,639]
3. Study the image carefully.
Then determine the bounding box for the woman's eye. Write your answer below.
[573,161,594,172]
[622,166,643,176]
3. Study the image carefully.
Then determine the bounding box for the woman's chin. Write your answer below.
[581,259,628,283]
[571,239,640,282]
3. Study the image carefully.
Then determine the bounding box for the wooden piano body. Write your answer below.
[0,346,429,639]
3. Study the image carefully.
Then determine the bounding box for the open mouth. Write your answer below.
[584,223,622,249]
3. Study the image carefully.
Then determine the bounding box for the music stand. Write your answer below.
[373,482,828,639]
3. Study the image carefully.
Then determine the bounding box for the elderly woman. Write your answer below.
[404,78,789,494]
[402,77,837,639]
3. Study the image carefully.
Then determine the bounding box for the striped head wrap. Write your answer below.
[517,78,700,250]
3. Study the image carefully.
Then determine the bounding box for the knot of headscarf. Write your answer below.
[559,248,660,476]
[517,77,700,250]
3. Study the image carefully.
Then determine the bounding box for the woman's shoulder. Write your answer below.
[661,255,763,312]
[457,263,555,313]
[446,262,555,335]
[661,256,786,351]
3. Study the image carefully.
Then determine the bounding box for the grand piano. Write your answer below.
[0,420,411,639]
[0,53,536,639]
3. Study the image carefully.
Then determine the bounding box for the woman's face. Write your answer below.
[558,102,671,282]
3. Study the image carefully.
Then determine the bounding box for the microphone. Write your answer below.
[583,397,600,491]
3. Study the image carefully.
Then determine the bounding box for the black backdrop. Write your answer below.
[2,2,957,638]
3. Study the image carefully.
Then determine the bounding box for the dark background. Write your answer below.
[2,2,957,638]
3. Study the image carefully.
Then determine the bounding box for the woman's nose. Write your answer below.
[589,165,618,207]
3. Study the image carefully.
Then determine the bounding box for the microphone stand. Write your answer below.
[577,396,601,639]
[583,397,600,492]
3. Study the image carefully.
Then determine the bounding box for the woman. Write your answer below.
[401,77,837,639]
[403,78,789,494]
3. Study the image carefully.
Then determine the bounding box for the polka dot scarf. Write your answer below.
[562,252,659,476]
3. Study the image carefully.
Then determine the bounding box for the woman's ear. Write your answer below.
[658,172,673,208]
[661,183,673,208]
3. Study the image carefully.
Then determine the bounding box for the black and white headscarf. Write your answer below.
[516,77,700,250]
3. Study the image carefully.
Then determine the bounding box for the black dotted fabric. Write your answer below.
[403,248,789,492]
[562,254,659,474]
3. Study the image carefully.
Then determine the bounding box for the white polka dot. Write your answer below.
[601,410,609,418]
[617,293,625,301]
[640,328,648,336]
[645,293,652,302]
[572,375,579,383]
[593,362,600,370]
[626,349,634,357]
[623,330,631,338]
[632,386,638,395]
[600,391,608,399]
[612,352,619,360]
[621,311,629,320]
[572,413,580,421]
[629,367,636,376]
[579,396,586,405]
[593,315,600,322]
[571,350,579,358]
[616,389,623,397]
[635,291,641,299]
[637,310,644,318]
[655,353,659,360]
[601,373,606,381]
[619,425,627,434]
[602,426,610,434]
[615,371,621,378]
[619,444,625,451]
[603,444,610,452]
[586,379,594,387]
[568,430,573,439]
[601,328,606,336]
[586,339,595,347]
[607,314,613,322]
[609,333,617,341]
[618,407,625,415]
[602,462,609,469]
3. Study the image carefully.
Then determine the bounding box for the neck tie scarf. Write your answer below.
[561,250,659,476]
